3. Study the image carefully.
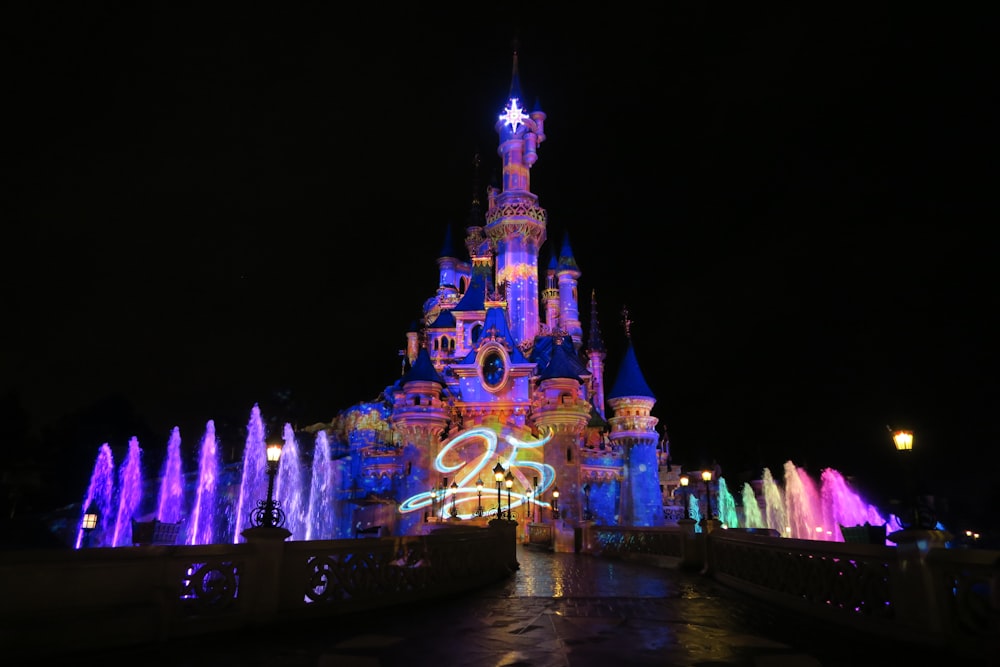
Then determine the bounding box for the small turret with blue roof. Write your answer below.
[607,306,655,401]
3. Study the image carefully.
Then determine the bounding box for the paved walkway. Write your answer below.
[80,543,957,666]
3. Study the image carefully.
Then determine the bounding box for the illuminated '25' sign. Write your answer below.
[397,427,554,518]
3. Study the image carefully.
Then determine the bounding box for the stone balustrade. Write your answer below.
[0,520,517,657]
[579,521,998,654]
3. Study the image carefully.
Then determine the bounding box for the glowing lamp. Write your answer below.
[701,470,712,483]
[475,478,484,517]
[449,482,459,518]
[493,461,506,518]
[680,475,689,487]
[82,504,99,531]
[892,429,913,452]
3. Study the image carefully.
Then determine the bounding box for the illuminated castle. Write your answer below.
[316,53,669,537]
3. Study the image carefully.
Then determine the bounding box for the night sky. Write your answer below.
[6,6,996,529]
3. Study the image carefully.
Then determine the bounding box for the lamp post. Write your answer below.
[81,503,99,548]
[891,427,918,528]
[493,461,505,518]
[251,440,286,529]
[449,481,459,518]
[526,487,533,523]
[505,471,514,520]
[475,478,484,517]
[583,483,593,521]
[701,470,713,520]
[552,486,560,519]
[679,474,690,518]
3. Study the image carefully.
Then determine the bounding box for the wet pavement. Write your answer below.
[77,543,960,666]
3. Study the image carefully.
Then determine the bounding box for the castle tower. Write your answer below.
[390,348,451,533]
[556,231,583,348]
[533,336,592,523]
[542,251,560,333]
[486,52,547,347]
[587,289,607,419]
[606,309,664,527]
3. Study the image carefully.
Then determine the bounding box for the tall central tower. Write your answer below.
[486,52,547,347]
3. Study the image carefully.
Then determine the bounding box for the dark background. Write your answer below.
[4,6,996,535]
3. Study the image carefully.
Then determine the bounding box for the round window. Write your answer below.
[482,350,505,388]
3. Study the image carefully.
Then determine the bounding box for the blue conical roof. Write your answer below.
[607,340,655,400]
[538,336,588,381]
[401,348,446,386]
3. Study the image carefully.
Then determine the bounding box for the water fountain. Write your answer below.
[719,461,893,541]
[75,401,905,548]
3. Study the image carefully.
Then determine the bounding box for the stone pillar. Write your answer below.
[888,528,953,637]
[677,517,702,570]
[489,518,520,571]
[240,526,291,626]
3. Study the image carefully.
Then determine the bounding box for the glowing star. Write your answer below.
[500,97,528,132]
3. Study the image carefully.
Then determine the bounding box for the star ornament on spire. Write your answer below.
[500,97,528,132]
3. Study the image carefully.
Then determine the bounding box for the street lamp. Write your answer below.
[679,474,690,518]
[890,427,918,528]
[449,481,459,518]
[701,470,713,520]
[475,478,484,517]
[505,471,514,520]
[583,483,593,521]
[526,487,533,523]
[81,503,99,548]
[251,440,286,528]
[552,486,560,519]
[493,461,506,518]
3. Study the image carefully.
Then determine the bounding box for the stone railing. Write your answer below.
[578,521,998,656]
[0,520,518,657]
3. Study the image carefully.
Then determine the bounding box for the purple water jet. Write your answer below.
[306,429,336,541]
[156,427,185,524]
[276,422,306,539]
[76,443,115,549]
[112,437,144,547]
[188,420,219,545]
[233,404,267,542]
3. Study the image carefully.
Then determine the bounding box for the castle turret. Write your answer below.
[557,231,583,348]
[391,348,451,533]
[606,309,664,527]
[534,336,592,524]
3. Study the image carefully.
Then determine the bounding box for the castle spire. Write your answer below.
[588,289,606,354]
[587,289,608,419]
